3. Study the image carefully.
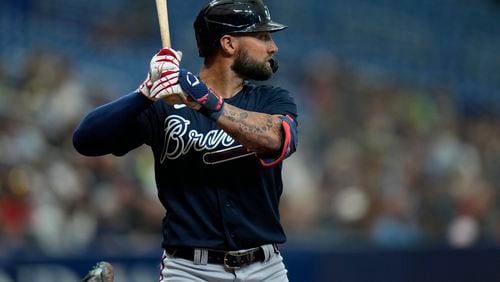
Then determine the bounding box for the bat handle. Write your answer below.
[155,0,171,48]
[154,0,186,105]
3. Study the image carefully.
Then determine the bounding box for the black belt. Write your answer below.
[165,246,265,270]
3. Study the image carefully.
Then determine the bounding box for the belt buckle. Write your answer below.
[224,251,241,270]
[224,250,251,270]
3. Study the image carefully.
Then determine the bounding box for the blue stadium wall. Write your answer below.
[1,247,500,282]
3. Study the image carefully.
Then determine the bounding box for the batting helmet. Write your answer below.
[194,0,287,57]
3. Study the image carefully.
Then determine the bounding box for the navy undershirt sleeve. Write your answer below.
[73,92,153,156]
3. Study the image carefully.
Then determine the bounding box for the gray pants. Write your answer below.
[158,244,289,282]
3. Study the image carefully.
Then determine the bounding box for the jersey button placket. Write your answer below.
[225,200,236,239]
[219,192,240,246]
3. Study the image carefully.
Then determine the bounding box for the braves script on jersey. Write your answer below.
[160,115,237,162]
[73,82,297,251]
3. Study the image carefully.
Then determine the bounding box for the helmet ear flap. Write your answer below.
[194,15,211,57]
[194,2,227,57]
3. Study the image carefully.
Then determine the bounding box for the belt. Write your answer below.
[165,246,265,270]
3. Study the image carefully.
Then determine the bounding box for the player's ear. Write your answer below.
[219,35,239,56]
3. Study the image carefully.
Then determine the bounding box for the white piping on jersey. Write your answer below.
[202,145,255,165]
[160,115,236,163]
[173,104,187,109]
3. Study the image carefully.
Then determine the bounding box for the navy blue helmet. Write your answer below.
[194,0,287,57]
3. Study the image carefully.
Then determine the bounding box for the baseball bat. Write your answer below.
[154,0,186,104]
[155,0,171,48]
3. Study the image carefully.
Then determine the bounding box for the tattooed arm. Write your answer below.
[217,103,284,155]
[177,70,296,157]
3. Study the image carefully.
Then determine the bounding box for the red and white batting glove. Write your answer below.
[149,70,184,100]
[149,48,182,82]
[139,48,183,101]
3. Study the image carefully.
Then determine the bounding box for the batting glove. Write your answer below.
[148,70,185,101]
[149,48,182,82]
[178,69,224,121]
[139,48,182,101]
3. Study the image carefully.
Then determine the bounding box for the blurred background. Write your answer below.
[1,0,499,281]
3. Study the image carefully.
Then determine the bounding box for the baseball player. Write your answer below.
[74,0,298,281]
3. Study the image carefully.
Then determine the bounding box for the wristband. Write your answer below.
[178,69,224,121]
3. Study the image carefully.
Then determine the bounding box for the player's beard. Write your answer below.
[231,49,273,81]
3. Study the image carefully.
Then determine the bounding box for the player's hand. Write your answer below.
[178,69,224,121]
[139,48,182,100]
[149,48,182,82]
[149,70,185,101]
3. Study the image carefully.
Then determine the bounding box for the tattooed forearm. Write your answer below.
[218,103,283,155]
[225,108,274,134]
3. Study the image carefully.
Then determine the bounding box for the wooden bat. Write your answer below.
[155,0,171,48]
[154,0,186,105]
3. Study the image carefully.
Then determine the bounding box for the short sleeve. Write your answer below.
[259,86,298,119]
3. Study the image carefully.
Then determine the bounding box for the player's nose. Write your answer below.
[268,38,278,54]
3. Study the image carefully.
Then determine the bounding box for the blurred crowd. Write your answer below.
[0,51,164,258]
[0,47,499,259]
[281,52,500,249]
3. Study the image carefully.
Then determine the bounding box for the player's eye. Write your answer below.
[254,32,271,41]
